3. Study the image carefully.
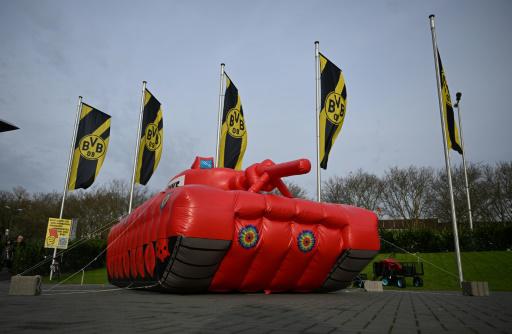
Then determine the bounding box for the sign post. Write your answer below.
[45,217,72,279]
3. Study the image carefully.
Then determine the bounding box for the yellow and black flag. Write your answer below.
[68,103,111,190]
[437,49,463,154]
[319,52,347,169]
[219,73,247,170]
[135,89,163,185]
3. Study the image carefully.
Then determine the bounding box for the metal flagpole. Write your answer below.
[429,15,464,285]
[128,81,146,214]
[455,92,474,230]
[315,41,321,202]
[51,95,82,280]
[215,63,225,167]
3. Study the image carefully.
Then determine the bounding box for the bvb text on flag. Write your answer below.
[68,103,111,190]
[135,89,163,185]
[319,52,347,169]
[219,73,247,170]
[437,49,463,155]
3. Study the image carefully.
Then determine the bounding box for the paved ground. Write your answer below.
[0,280,511,334]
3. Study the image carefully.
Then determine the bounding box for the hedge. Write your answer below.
[379,222,512,253]
[11,239,106,276]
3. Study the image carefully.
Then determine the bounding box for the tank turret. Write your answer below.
[169,157,311,196]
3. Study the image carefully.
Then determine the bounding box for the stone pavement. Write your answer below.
[0,281,511,333]
[0,268,11,281]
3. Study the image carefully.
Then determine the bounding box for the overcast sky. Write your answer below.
[1,0,511,197]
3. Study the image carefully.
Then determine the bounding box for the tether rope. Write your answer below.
[379,237,459,280]
[19,216,121,276]
[14,201,169,296]
[45,205,151,291]
[41,282,161,296]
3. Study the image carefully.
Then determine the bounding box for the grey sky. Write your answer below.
[1,0,511,197]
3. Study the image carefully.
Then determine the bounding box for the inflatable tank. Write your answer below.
[107,157,380,293]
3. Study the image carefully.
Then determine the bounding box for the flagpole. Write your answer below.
[455,92,474,230]
[128,81,146,214]
[429,15,464,285]
[315,41,321,202]
[215,63,225,167]
[51,95,82,280]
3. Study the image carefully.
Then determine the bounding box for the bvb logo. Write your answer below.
[79,135,106,160]
[227,108,246,138]
[325,92,345,125]
[144,123,161,151]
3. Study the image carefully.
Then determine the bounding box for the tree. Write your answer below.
[17,191,60,241]
[480,162,512,222]
[322,170,383,211]
[285,182,308,199]
[0,188,34,241]
[270,182,308,199]
[64,180,150,238]
[431,163,487,224]
[381,166,435,220]
[322,176,344,204]
[0,180,151,242]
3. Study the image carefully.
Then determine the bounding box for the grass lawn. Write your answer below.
[360,251,512,291]
[43,267,108,285]
[44,251,512,291]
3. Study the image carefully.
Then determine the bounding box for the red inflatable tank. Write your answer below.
[107,157,380,293]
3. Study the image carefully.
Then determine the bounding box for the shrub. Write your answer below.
[12,240,46,275]
[12,238,107,275]
[378,222,512,253]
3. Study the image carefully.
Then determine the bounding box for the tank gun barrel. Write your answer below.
[255,159,311,179]
[247,159,311,197]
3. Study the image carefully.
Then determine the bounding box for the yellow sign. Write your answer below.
[44,218,72,249]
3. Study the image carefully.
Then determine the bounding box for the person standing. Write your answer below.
[2,240,13,270]
[11,235,25,273]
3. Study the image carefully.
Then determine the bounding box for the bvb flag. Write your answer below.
[319,52,347,169]
[68,103,111,190]
[437,49,463,154]
[135,89,163,185]
[219,73,247,169]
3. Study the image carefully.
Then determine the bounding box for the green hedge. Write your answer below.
[379,222,512,253]
[11,241,46,275]
[12,239,106,276]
